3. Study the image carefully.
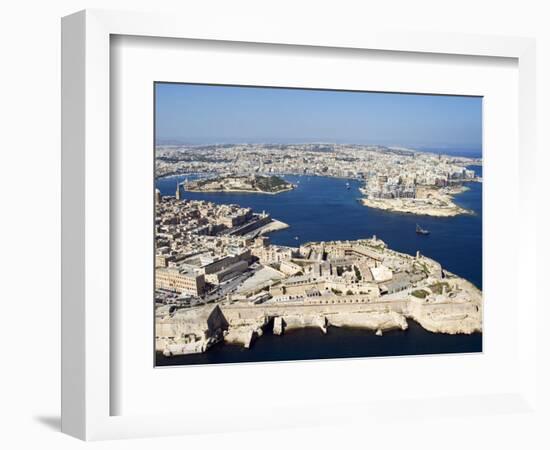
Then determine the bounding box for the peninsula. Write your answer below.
[184,174,294,194]
[360,184,474,217]
[154,191,482,357]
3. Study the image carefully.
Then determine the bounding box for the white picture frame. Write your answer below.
[61,9,538,441]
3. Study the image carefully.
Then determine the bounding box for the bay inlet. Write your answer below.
[155,166,482,365]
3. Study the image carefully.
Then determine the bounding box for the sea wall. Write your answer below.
[220,300,408,320]
[406,300,481,334]
[157,292,481,355]
[219,301,410,339]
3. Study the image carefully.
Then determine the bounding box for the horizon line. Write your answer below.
[154,140,482,152]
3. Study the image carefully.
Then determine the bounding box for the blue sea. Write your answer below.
[156,166,482,288]
[155,166,482,365]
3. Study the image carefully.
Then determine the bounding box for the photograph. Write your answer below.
[154,83,483,366]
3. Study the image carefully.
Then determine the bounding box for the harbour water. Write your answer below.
[155,166,482,365]
[156,320,481,366]
[156,166,482,288]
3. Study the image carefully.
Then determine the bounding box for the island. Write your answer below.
[154,191,482,357]
[184,174,295,194]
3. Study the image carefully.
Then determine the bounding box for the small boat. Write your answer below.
[416,224,430,235]
[294,236,299,240]
[345,182,350,190]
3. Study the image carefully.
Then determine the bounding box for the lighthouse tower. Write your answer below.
[175,183,181,200]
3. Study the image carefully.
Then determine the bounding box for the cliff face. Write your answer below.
[155,255,482,355]
[327,311,408,332]
[405,279,482,335]
[156,289,482,356]
[280,314,328,334]
[156,305,228,356]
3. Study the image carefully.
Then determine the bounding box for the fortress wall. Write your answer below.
[407,301,479,317]
[270,280,379,298]
[220,300,408,322]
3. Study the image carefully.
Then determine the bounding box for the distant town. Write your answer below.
[155,143,482,357]
[157,143,481,216]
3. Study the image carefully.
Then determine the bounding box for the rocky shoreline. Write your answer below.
[360,184,475,217]
[157,272,482,357]
[360,198,472,217]
[185,186,294,195]
[155,233,482,358]
[254,219,289,235]
[184,174,295,195]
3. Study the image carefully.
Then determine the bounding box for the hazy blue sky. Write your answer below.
[155,83,482,151]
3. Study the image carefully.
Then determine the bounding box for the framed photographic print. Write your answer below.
[62,9,538,441]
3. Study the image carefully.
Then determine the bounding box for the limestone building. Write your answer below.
[155,267,206,296]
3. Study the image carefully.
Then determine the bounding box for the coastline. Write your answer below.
[155,172,482,286]
[156,320,482,366]
[156,240,482,358]
[184,185,295,195]
[360,184,475,217]
[359,198,472,217]
[255,219,289,235]
[157,285,482,358]
[154,170,483,364]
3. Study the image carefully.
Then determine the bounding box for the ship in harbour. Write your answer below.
[416,224,430,235]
